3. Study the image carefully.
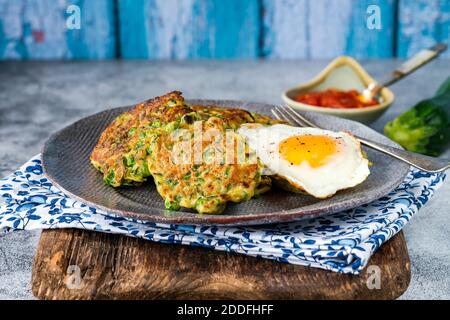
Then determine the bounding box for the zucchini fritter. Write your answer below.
[144,116,267,214]
[90,91,190,186]
[90,91,279,214]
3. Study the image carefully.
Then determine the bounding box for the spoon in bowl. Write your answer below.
[362,43,448,103]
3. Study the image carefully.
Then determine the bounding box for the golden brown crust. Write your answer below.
[90,91,190,186]
[191,105,285,128]
[191,105,255,129]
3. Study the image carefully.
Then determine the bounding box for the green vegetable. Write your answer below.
[183,171,191,180]
[165,179,179,188]
[384,76,450,156]
[143,163,151,176]
[128,127,136,136]
[166,99,178,107]
[146,146,153,156]
[225,166,231,178]
[104,169,116,186]
[124,154,135,167]
[165,198,180,211]
[436,77,450,96]
[151,119,161,128]
[135,140,144,148]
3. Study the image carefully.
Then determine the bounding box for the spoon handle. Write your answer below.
[366,44,448,99]
[382,43,448,88]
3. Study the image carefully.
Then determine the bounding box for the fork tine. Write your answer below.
[271,107,294,125]
[282,104,319,128]
[270,107,281,120]
[273,106,303,126]
[270,108,281,120]
[275,105,307,127]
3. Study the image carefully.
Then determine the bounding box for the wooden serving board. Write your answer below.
[32,229,410,300]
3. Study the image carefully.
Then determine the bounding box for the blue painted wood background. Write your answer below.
[118,0,261,59]
[0,0,116,59]
[397,0,450,58]
[0,0,449,60]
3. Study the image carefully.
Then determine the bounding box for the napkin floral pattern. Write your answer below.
[0,155,445,274]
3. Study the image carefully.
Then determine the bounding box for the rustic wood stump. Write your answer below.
[32,229,410,300]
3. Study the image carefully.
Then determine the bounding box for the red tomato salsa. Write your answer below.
[293,88,378,109]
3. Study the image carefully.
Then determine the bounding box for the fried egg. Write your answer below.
[237,124,370,198]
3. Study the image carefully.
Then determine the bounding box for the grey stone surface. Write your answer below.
[0,60,449,299]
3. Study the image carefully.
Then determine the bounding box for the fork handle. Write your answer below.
[359,138,450,173]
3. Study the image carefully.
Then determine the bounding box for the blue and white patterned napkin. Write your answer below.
[0,155,445,274]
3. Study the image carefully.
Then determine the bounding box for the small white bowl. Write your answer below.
[282,56,394,124]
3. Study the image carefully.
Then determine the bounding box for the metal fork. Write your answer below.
[271,104,450,173]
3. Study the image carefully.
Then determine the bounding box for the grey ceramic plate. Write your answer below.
[42,100,410,226]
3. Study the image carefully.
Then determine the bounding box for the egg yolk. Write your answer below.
[279,135,338,168]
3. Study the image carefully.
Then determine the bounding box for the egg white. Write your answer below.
[237,124,370,198]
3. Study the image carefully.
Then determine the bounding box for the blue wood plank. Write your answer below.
[0,0,116,60]
[0,0,28,59]
[117,0,148,59]
[346,0,396,58]
[5,0,449,60]
[397,0,450,58]
[262,0,396,59]
[118,0,261,59]
[66,0,117,59]
[262,0,309,58]
[198,0,261,58]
